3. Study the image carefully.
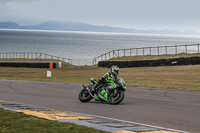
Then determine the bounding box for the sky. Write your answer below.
[0,0,200,32]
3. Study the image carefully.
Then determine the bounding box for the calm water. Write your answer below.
[1,29,200,65]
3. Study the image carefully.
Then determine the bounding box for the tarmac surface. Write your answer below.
[0,80,199,133]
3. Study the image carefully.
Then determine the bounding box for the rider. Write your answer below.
[92,65,119,101]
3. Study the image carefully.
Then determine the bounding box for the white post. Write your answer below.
[47,71,52,78]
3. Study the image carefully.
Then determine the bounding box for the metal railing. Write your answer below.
[1,44,199,66]
[0,52,72,64]
[93,44,200,65]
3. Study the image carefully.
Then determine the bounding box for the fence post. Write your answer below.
[93,58,96,65]
[175,45,177,54]
[185,45,187,53]
[198,44,200,53]
[165,46,168,55]
[157,47,160,55]
[118,50,119,57]
[143,48,144,55]
[150,47,152,55]
[124,49,125,56]
[136,48,138,56]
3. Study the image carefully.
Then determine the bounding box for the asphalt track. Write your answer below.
[0,80,199,133]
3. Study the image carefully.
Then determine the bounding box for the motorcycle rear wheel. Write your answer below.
[79,88,93,102]
[108,90,124,105]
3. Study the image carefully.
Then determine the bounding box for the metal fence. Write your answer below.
[93,44,200,65]
[0,52,72,64]
[1,44,200,66]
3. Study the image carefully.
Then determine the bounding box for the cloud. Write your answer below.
[0,0,40,4]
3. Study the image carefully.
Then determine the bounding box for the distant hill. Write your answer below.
[20,20,136,33]
[0,20,199,35]
[0,22,20,29]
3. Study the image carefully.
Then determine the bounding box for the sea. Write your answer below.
[1,29,200,65]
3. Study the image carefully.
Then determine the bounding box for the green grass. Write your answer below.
[0,108,108,133]
[120,65,200,91]
[0,56,200,91]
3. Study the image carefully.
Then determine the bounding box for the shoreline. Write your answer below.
[1,28,200,38]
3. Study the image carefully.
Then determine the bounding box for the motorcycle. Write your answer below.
[79,78,126,105]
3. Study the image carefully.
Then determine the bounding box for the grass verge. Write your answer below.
[109,53,200,61]
[0,108,108,133]
[0,56,200,91]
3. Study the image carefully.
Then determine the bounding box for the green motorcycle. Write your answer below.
[79,78,126,105]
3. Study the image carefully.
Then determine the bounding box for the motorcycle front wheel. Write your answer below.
[108,90,124,105]
[79,88,93,102]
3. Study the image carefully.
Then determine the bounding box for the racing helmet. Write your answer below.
[111,65,119,77]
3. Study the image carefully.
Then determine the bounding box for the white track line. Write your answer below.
[0,100,190,133]
[75,112,190,133]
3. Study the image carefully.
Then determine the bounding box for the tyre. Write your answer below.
[79,88,93,102]
[108,90,124,105]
